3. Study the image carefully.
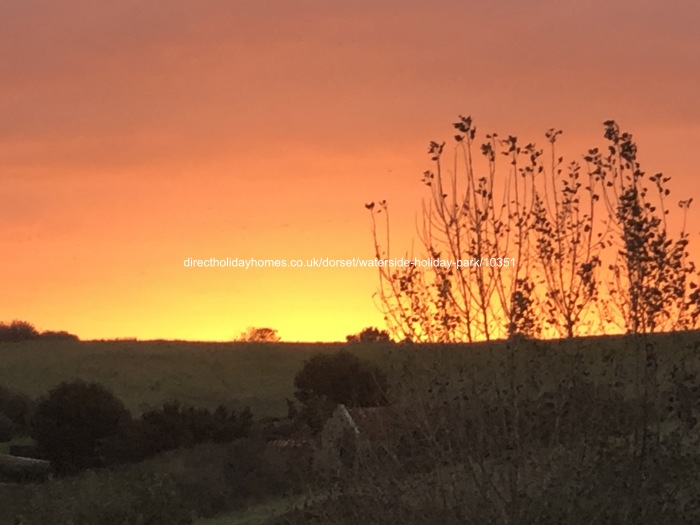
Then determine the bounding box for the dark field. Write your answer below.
[2,332,700,524]
[0,340,368,417]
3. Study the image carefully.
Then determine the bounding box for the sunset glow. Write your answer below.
[2,1,699,341]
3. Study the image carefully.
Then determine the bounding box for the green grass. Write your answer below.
[0,340,391,417]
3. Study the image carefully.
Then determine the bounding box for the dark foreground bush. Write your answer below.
[294,351,388,408]
[0,320,39,341]
[0,384,33,433]
[280,338,700,525]
[139,438,311,519]
[135,402,253,458]
[39,330,80,341]
[31,380,133,472]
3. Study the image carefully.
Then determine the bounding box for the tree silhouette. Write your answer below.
[346,326,393,343]
[367,116,700,341]
[237,327,281,342]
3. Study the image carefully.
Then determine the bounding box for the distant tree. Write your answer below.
[294,351,388,409]
[346,326,393,343]
[40,330,80,342]
[237,327,281,342]
[0,320,39,342]
[31,380,132,472]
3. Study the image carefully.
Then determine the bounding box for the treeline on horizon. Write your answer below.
[0,320,79,343]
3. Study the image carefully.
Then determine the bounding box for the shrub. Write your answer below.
[39,330,80,341]
[346,326,393,343]
[223,438,296,505]
[237,326,281,342]
[293,395,337,434]
[0,413,15,442]
[294,351,388,409]
[31,380,133,472]
[136,402,253,458]
[138,439,310,518]
[0,384,33,433]
[0,320,39,342]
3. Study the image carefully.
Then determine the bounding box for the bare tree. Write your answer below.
[368,116,700,342]
[236,327,281,343]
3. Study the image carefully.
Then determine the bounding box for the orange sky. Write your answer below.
[1,0,699,342]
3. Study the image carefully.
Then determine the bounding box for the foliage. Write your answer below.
[282,336,700,525]
[137,438,310,518]
[39,330,80,341]
[31,380,133,472]
[135,401,253,458]
[0,412,15,442]
[590,121,698,334]
[238,326,281,342]
[0,384,33,433]
[291,395,338,434]
[237,326,281,342]
[0,438,311,524]
[367,116,699,341]
[0,321,79,342]
[0,320,39,341]
[294,351,388,410]
[346,326,393,343]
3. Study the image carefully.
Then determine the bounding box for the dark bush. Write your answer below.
[39,330,80,341]
[31,380,133,473]
[0,413,15,442]
[346,326,393,343]
[293,395,337,434]
[223,438,283,505]
[0,385,33,433]
[294,351,388,408]
[237,327,280,342]
[136,402,253,458]
[223,437,309,507]
[0,320,39,342]
[135,438,309,518]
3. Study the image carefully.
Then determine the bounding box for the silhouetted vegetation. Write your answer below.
[368,117,700,341]
[294,351,388,409]
[237,326,281,342]
[0,384,33,435]
[279,336,700,525]
[38,330,80,341]
[0,320,79,342]
[135,401,253,458]
[0,320,39,341]
[2,335,700,523]
[31,380,133,473]
[346,326,393,343]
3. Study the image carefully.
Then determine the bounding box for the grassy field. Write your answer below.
[2,331,699,415]
[3,332,700,524]
[0,340,373,416]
